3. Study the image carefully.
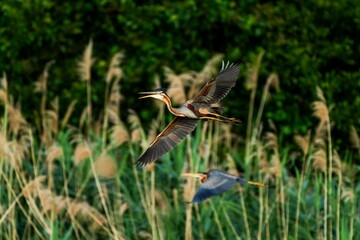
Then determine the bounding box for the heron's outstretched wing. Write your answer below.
[191,62,240,104]
[136,117,198,166]
[192,174,237,203]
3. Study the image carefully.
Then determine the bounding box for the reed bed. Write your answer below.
[0,47,358,239]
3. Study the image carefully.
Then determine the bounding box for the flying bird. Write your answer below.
[182,169,267,203]
[136,62,240,166]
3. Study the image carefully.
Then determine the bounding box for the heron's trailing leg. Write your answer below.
[200,116,239,125]
[205,112,241,123]
[247,181,268,187]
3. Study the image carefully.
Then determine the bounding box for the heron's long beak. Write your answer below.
[138,91,159,99]
[247,181,268,188]
[181,173,207,178]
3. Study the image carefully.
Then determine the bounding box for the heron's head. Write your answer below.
[138,88,169,101]
[182,172,208,183]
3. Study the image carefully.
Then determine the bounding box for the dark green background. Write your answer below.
[1,0,360,149]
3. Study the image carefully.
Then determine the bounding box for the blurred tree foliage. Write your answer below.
[0,0,359,146]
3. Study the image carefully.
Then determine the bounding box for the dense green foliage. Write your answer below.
[1,1,360,143]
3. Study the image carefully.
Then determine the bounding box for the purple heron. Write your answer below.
[136,62,240,166]
[182,169,267,203]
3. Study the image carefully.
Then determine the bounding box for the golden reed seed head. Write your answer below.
[0,89,8,104]
[110,124,129,146]
[341,188,354,203]
[79,105,91,129]
[163,66,192,105]
[350,126,360,149]
[312,101,329,123]
[294,130,311,156]
[94,153,117,178]
[312,148,326,173]
[105,51,124,83]
[46,144,63,164]
[77,39,95,82]
[73,143,92,165]
[22,176,47,198]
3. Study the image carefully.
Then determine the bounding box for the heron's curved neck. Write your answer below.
[162,94,180,115]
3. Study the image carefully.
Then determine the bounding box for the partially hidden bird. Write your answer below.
[136,62,240,166]
[182,169,267,203]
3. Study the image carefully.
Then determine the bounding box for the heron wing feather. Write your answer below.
[135,117,198,166]
[192,175,237,203]
[191,63,239,104]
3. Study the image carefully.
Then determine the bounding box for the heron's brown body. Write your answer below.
[136,62,240,166]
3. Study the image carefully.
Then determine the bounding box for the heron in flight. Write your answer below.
[182,169,267,203]
[136,62,240,166]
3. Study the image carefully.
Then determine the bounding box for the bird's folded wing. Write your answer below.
[136,117,198,166]
[191,63,240,104]
[192,175,236,203]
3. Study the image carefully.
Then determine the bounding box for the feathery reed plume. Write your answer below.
[332,150,343,240]
[108,79,122,114]
[154,190,169,212]
[46,144,63,188]
[78,39,95,82]
[264,126,287,239]
[0,130,7,157]
[7,140,28,171]
[73,143,92,165]
[312,101,329,123]
[41,98,59,145]
[226,154,239,176]
[131,128,141,144]
[105,52,124,83]
[163,66,193,105]
[46,144,63,164]
[312,148,326,172]
[264,73,280,101]
[107,108,121,125]
[103,51,124,145]
[119,202,129,216]
[61,100,77,129]
[332,150,343,176]
[349,126,360,155]
[46,144,63,165]
[34,60,55,93]
[264,131,279,152]
[245,50,264,91]
[127,109,146,148]
[146,119,159,146]
[312,86,333,239]
[49,97,59,132]
[199,54,224,79]
[78,39,95,130]
[34,60,55,125]
[110,121,129,147]
[38,189,68,214]
[341,187,354,203]
[0,72,8,104]
[245,50,265,164]
[294,130,311,240]
[67,201,107,229]
[294,130,311,156]
[22,176,47,198]
[79,105,91,130]
[8,103,27,136]
[254,73,280,134]
[94,152,117,178]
